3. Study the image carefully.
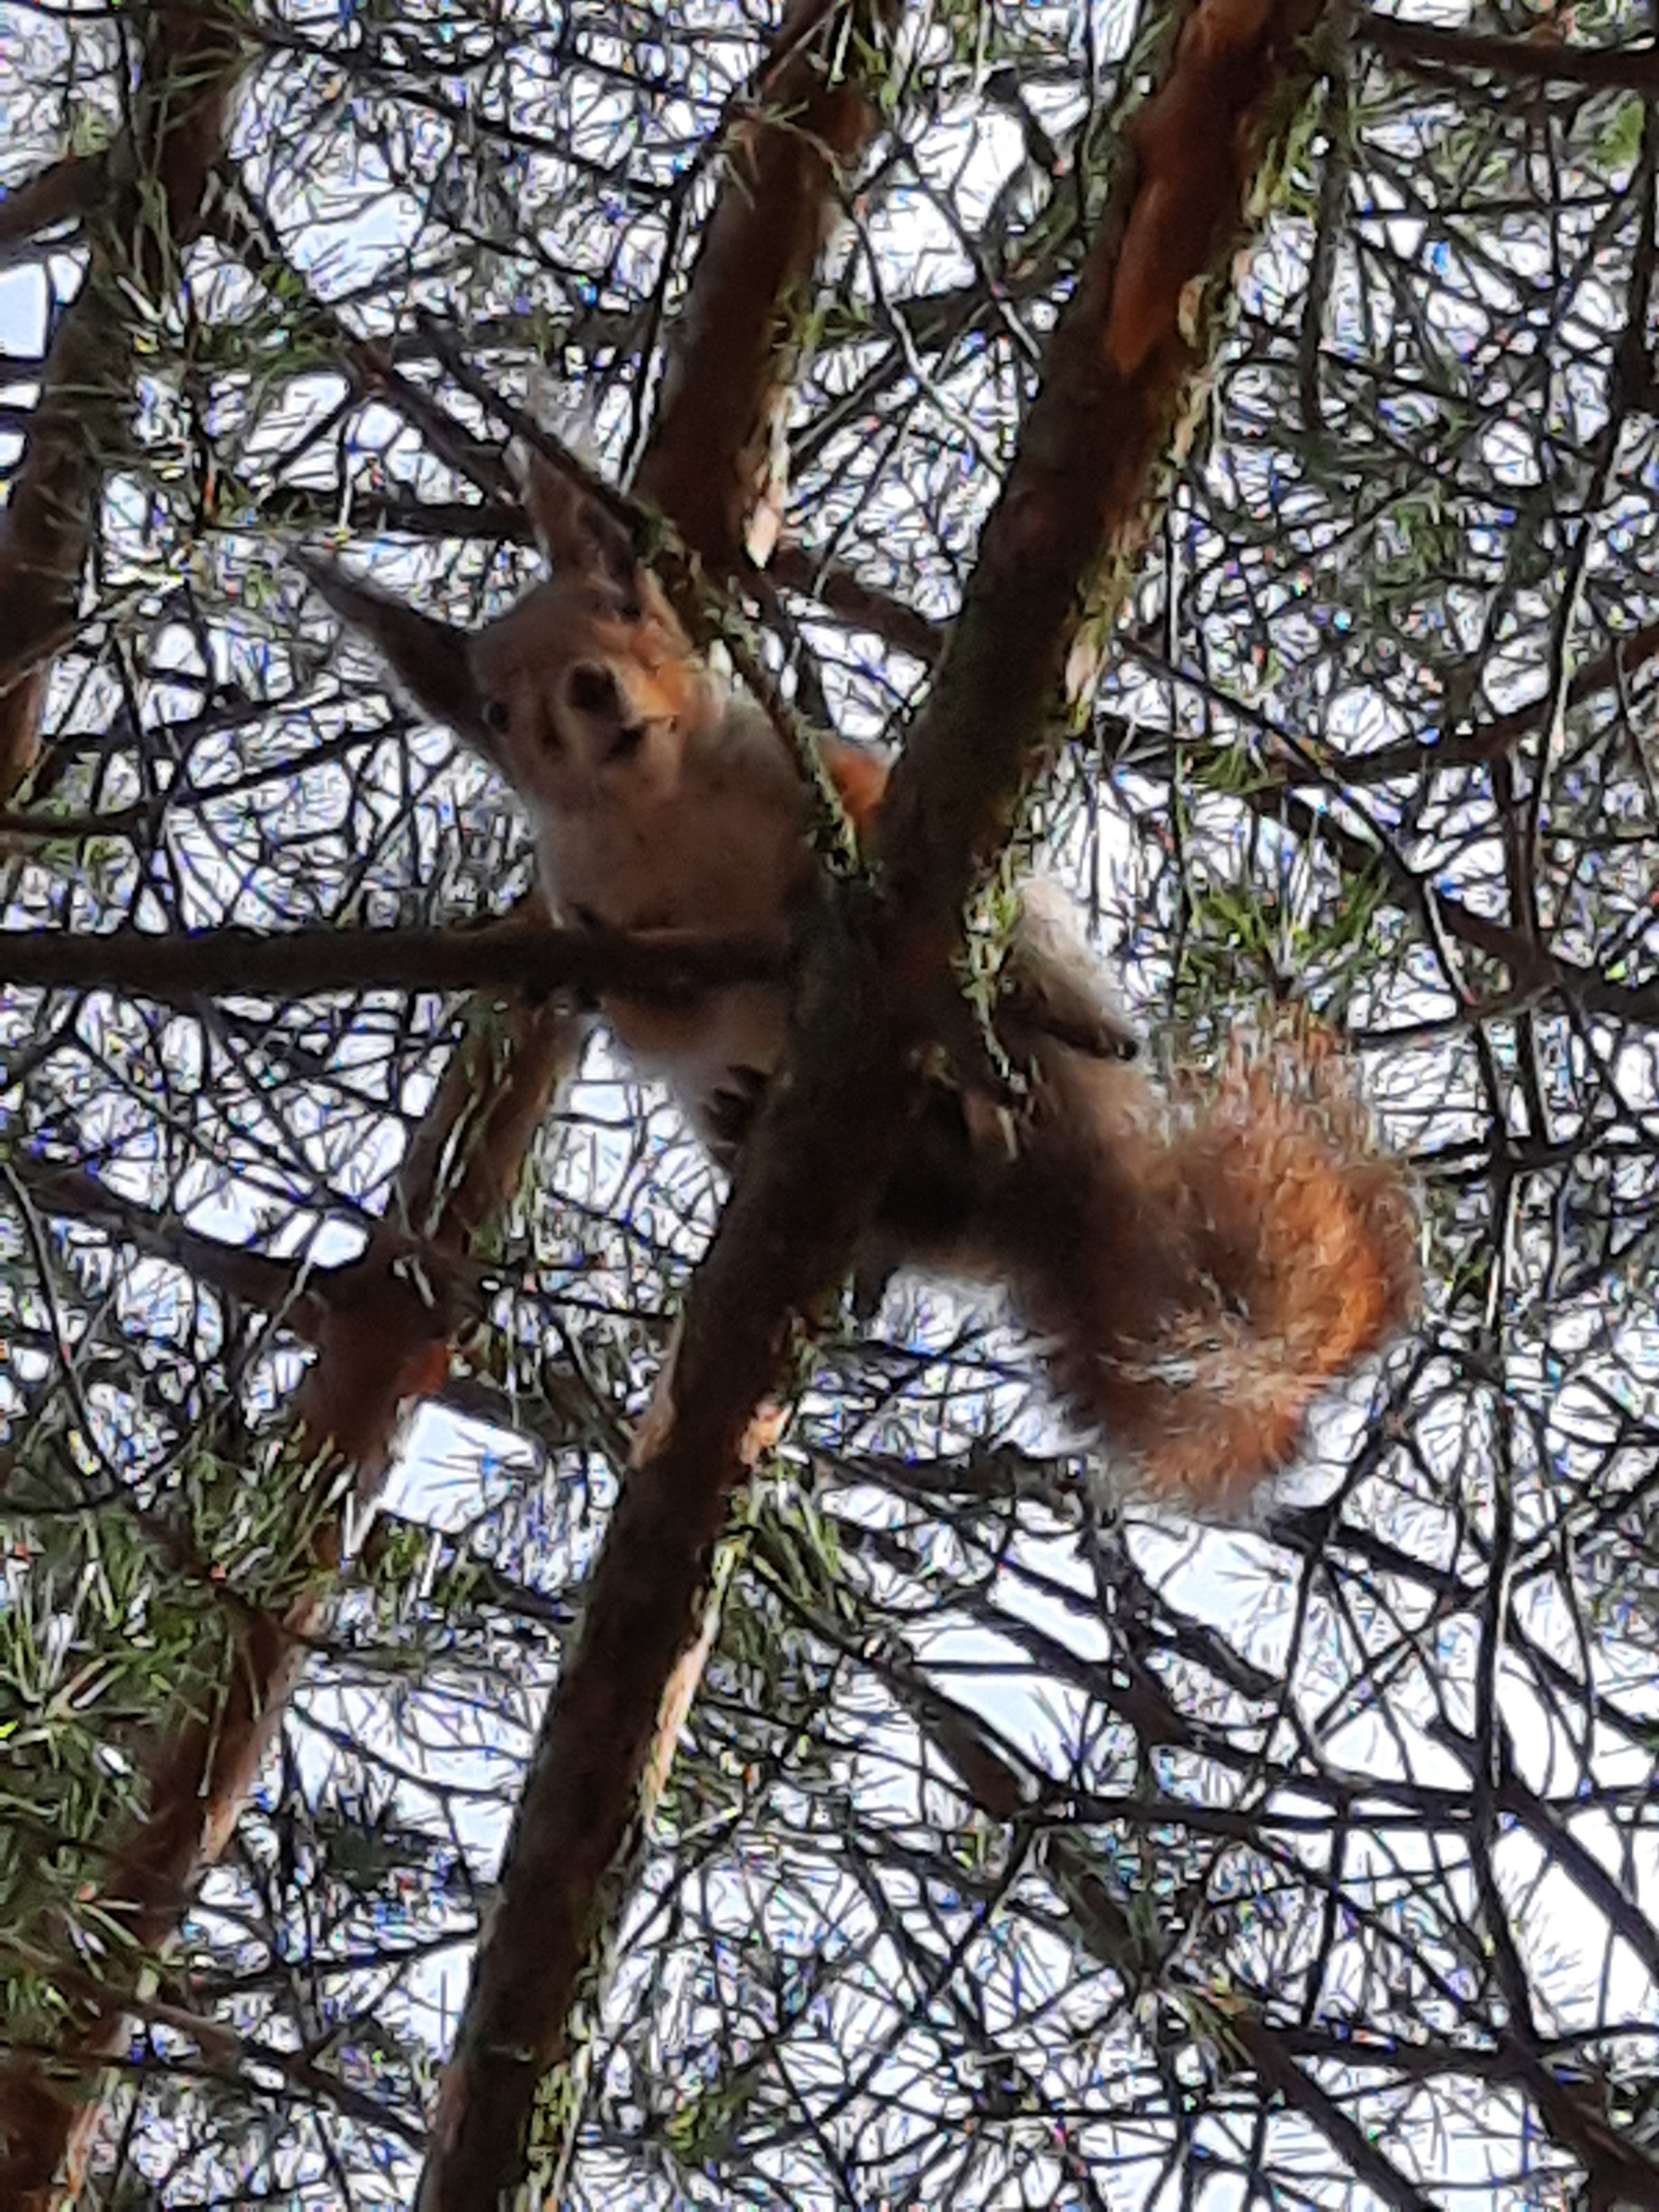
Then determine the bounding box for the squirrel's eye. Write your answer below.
[482,698,510,737]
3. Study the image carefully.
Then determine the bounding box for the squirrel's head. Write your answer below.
[297,450,714,829]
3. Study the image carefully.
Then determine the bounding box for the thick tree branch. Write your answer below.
[0,917,783,1005]
[416,0,1333,2201]
[633,0,904,569]
[2,20,927,2177]
[0,991,583,2208]
[407,2,916,2194]
[0,4,245,799]
[0,155,104,266]
[767,536,945,666]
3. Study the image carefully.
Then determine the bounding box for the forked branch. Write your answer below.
[417,0,1334,2202]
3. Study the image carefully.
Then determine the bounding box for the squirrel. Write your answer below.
[300,452,1418,1511]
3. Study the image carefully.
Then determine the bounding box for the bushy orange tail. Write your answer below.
[824,746,1416,1510]
[1008,1026,1418,1514]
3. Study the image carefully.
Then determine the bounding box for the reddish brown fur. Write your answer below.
[996,1037,1419,1509]
[821,742,892,837]
[308,457,1419,1513]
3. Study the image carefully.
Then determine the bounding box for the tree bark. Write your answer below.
[0,916,781,1004]
[0,993,584,2208]
[416,0,1332,2201]
[0,4,245,797]
[634,0,906,569]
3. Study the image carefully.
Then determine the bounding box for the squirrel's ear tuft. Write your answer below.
[294,552,491,752]
[512,446,641,599]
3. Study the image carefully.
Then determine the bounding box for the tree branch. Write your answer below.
[1260,778,1659,1030]
[0,3,245,798]
[416,0,1333,2201]
[1307,615,1659,789]
[0,154,104,267]
[633,0,905,569]
[0,989,583,2206]
[213,183,949,674]
[1359,15,1659,97]
[1219,2003,1439,2212]
[7,1161,321,1325]
[0,917,783,1006]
